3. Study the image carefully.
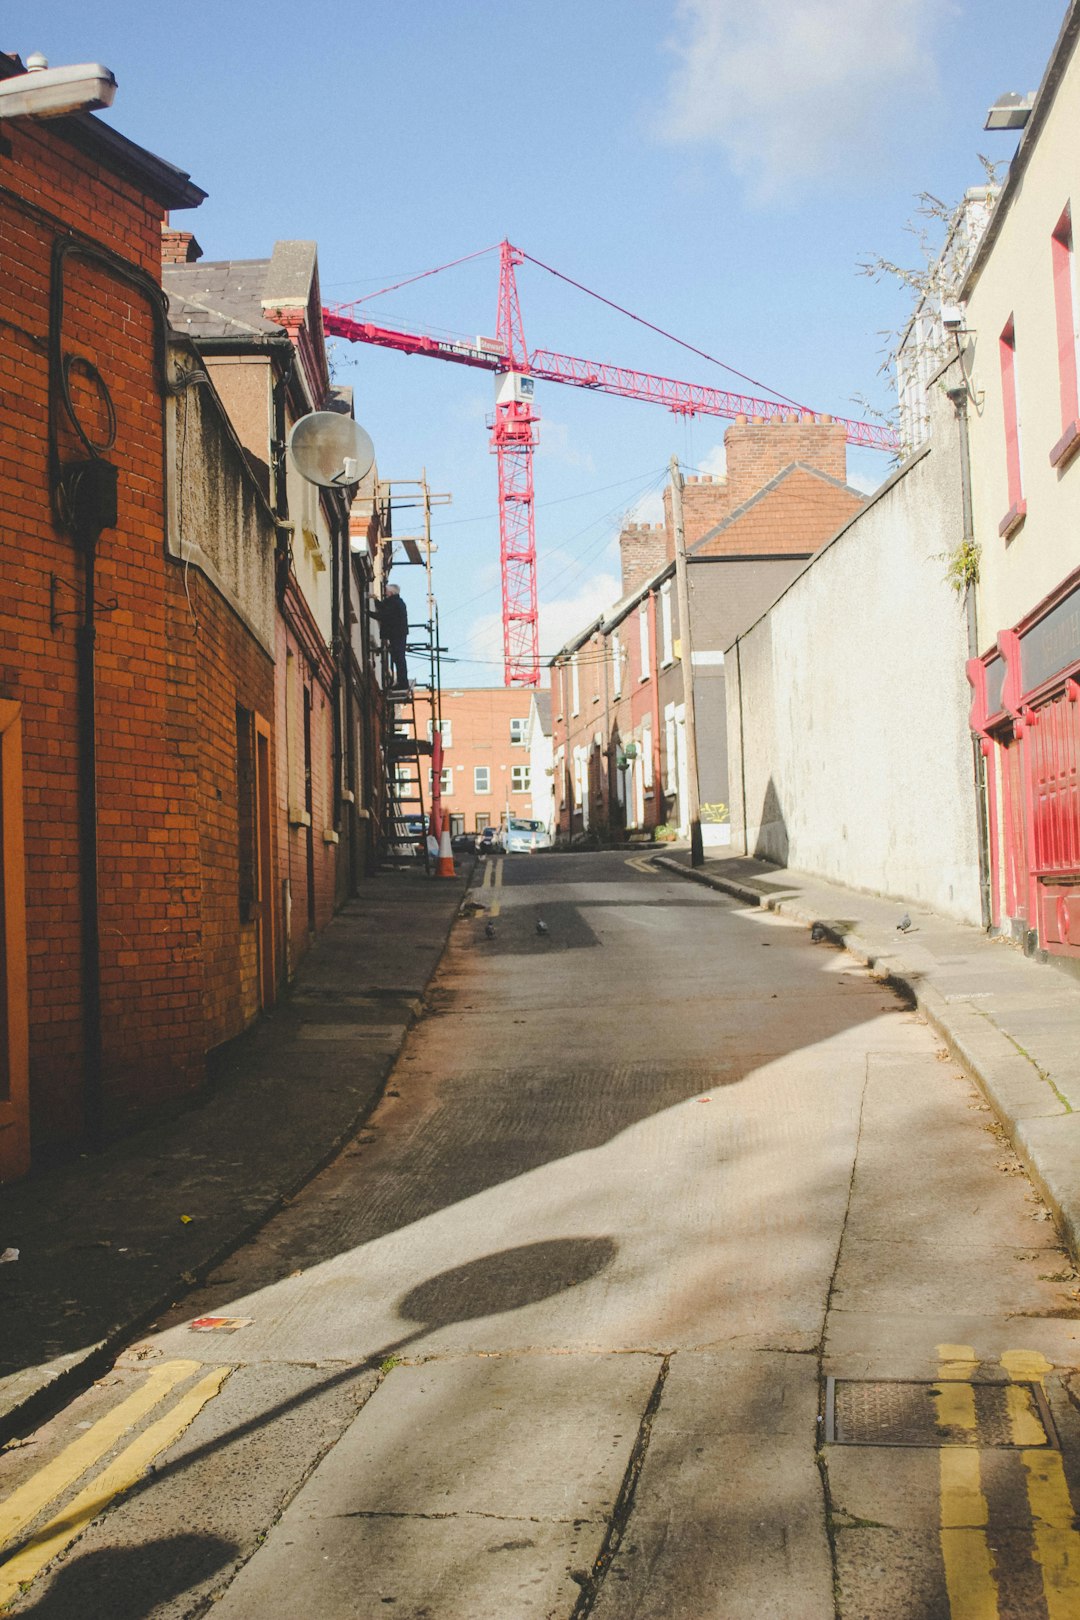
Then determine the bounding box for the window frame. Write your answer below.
[511,763,531,794]
[660,581,674,666]
[1051,204,1080,468]
[998,315,1026,538]
[474,765,491,795]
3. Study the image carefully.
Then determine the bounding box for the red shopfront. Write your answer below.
[968,567,1080,958]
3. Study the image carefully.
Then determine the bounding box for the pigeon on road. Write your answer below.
[484,920,497,939]
[536,918,548,936]
[897,913,912,932]
[810,922,826,943]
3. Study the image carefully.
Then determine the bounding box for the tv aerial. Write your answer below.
[288,412,374,488]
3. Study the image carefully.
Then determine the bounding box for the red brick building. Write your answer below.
[416,688,536,834]
[0,55,214,1173]
[552,418,865,844]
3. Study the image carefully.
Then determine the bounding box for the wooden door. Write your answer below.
[0,701,29,1182]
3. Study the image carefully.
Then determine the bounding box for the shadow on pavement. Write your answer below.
[10,1533,238,1620]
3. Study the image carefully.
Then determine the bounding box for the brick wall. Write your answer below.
[0,111,296,1160]
[722,416,848,510]
[662,474,732,548]
[1,119,202,1146]
[421,688,535,831]
[618,522,670,596]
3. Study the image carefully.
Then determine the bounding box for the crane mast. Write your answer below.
[323,241,899,687]
[491,242,541,686]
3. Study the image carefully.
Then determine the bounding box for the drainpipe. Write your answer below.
[67,466,115,1148]
[49,233,167,1149]
[602,629,613,832]
[946,379,993,931]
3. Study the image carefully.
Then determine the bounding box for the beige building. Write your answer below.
[963,2,1080,961]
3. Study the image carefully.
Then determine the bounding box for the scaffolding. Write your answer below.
[376,472,448,871]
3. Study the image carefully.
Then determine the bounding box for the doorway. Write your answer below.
[0,701,29,1181]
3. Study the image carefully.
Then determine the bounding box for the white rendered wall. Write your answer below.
[726,372,983,923]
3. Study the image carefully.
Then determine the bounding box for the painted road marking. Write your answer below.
[935,1344,999,1619]
[624,855,660,874]
[0,1359,201,1551]
[1002,1348,1080,1619]
[0,1364,229,1609]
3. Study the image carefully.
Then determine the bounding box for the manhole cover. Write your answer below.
[824,1378,1056,1448]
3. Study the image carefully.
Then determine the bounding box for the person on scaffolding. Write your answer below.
[375,583,410,692]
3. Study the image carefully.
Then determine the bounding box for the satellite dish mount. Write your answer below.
[288,412,374,489]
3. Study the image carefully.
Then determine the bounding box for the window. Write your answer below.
[571,656,580,714]
[642,716,654,791]
[638,603,650,680]
[611,631,622,698]
[429,767,453,794]
[1051,206,1080,465]
[509,717,527,744]
[511,764,531,793]
[450,813,465,837]
[660,581,674,665]
[474,765,491,794]
[474,813,489,832]
[426,719,452,749]
[999,316,1026,536]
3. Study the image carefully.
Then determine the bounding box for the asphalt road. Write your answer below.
[4,851,1080,1619]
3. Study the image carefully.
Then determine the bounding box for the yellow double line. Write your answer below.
[936,1343,1080,1619]
[0,1359,228,1608]
[480,856,504,916]
[624,855,660,874]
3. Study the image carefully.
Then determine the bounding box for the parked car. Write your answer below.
[502,817,552,854]
[477,826,500,854]
[451,830,477,853]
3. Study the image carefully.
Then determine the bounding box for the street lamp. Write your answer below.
[0,54,117,120]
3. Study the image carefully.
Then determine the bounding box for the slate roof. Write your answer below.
[531,690,553,734]
[163,258,283,342]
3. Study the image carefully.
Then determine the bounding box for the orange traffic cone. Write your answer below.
[435,825,455,878]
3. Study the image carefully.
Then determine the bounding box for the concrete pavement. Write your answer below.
[0,865,470,1439]
[656,846,1080,1261]
[4,851,1080,1617]
[4,852,1078,1617]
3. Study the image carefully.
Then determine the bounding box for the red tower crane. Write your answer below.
[323,242,898,687]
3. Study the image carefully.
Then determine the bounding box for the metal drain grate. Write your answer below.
[824,1378,1057,1448]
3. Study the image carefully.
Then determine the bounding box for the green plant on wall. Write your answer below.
[942,537,981,595]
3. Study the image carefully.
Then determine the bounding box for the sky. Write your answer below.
[6,0,1069,684]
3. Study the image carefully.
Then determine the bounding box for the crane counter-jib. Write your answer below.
[322,312,504,371]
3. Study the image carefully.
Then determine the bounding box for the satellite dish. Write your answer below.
[289,412,375,488]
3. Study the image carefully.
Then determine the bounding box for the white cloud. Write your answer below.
[537,419,596,473]
[623,484,665,525]
[539,570,623,659]
[696,441,727,477]
[847,464,887,496]
[659,0,941,197]
[448,568,622,684]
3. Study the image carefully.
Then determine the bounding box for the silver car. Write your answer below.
[502,817,552,854]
